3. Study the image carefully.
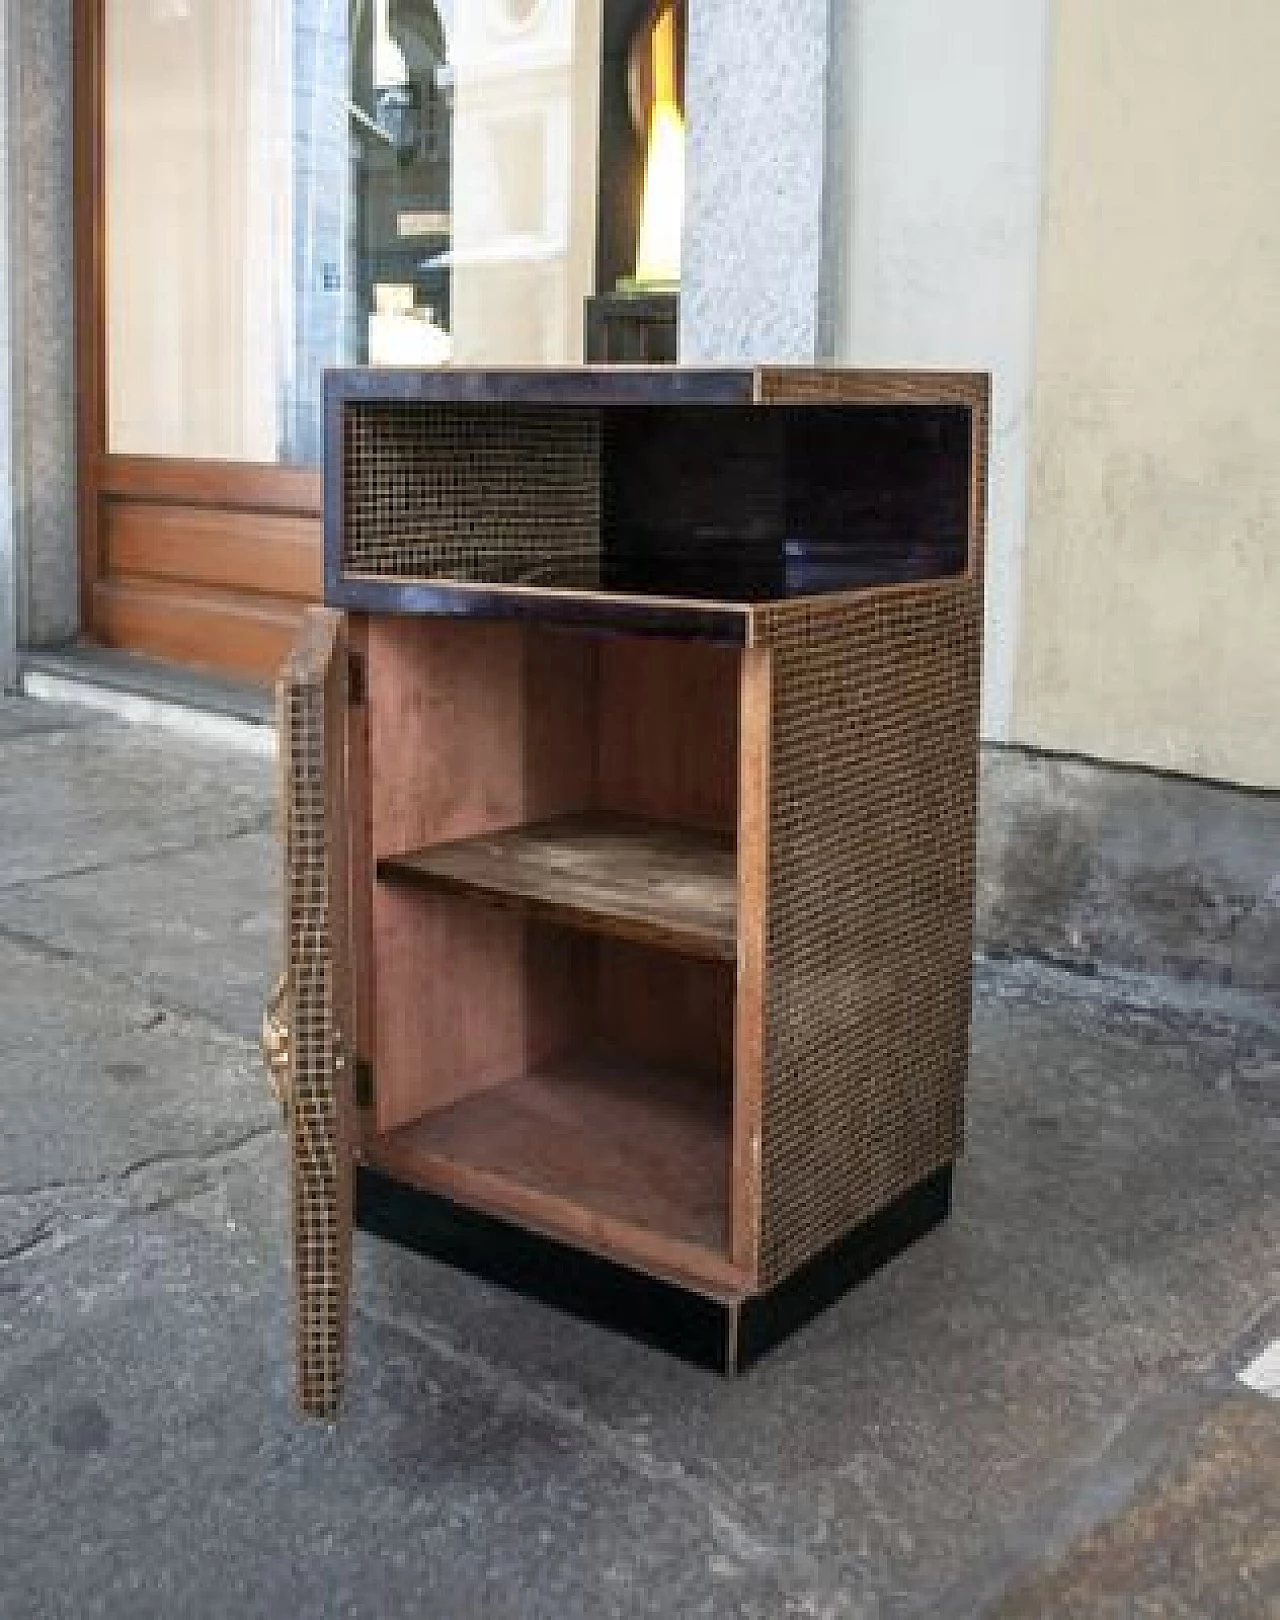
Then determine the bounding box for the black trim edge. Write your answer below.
[324,577,750,643]
[323,367,755,408]
[736,1165,953,1371]
[355,1168,738,1372]
[354,1164,953,1375]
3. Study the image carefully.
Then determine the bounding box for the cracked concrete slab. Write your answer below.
[0,938,276,1204]
[986,1394,1280,1618]
[0,697,100,741]
[0,832,281,1041]
[1,695,1278,1619]
[0,722,272,890]
[2,1183,822,1620]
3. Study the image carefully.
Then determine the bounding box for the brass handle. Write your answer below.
[261,972,291,1124]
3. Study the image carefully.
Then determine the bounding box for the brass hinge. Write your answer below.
[347,651,367,706]
[354,1059,375,1111]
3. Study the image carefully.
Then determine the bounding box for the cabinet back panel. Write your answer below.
[594,940,734,1086]
[368,617,596,860]
[368,618,596,1129]
[373,889,574,1127]
[595,637,740,834]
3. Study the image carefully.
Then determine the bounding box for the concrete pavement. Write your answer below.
[1,694,1277,1618]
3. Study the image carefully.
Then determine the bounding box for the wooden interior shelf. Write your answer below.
[370,1053,731,1276]
[377,814,737,962]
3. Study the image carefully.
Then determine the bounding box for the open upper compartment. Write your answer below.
[324,367,984,639]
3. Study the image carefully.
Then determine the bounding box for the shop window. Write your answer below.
[104,0,610,464]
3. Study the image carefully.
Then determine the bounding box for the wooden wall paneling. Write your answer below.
[106,498,325,602]
[94,486,323,682]
[520,626,609,1091]
[371,886,535,1126]
[367,618,595,855]
[99,457,323,515]
[368,617,530,1130]
[523,627,602,814]
[90,492,324,681]
[90,578,309,682]
[525,924,594,1084]
[105,502,323,599]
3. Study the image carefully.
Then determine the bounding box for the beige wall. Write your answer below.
[1016,0,1280,788]
[833,0,1050,741]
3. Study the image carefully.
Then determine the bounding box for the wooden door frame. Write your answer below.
[73,0,323,673]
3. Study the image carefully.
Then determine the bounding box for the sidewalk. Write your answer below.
[1,693,1277,1619]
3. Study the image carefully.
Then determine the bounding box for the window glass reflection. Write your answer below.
[105,0,601,465]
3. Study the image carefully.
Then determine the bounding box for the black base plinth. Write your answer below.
[584,290,679,365]
[355,1164,953,1374]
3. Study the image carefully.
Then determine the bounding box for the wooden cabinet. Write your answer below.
[277,367,988,1416]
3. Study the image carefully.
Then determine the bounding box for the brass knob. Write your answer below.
[261,972,291,1124]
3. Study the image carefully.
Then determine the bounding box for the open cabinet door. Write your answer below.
[277,608,354,1418]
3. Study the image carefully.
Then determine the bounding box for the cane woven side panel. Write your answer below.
[342,403,601,585]
[753,584,982,1286]
[280,611,352,1418]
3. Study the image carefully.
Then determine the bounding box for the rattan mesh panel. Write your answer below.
[753,583,982,1286]
[342,403,602,586]
[281,613,351,1418]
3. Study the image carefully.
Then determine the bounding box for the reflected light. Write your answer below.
[634,5,685,287]
[374,0,408,89]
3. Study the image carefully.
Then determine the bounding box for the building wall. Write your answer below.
[831,0,1050,741]
[0,0,16,690]
[1015,0,1280,789]
[681,0,833,364]
[5,1,77,653]
[6,0,1279,799]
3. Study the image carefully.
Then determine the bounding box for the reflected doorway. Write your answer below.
[350,0,454,367]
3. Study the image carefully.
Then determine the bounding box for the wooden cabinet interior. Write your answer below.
[355,613,751,1290]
